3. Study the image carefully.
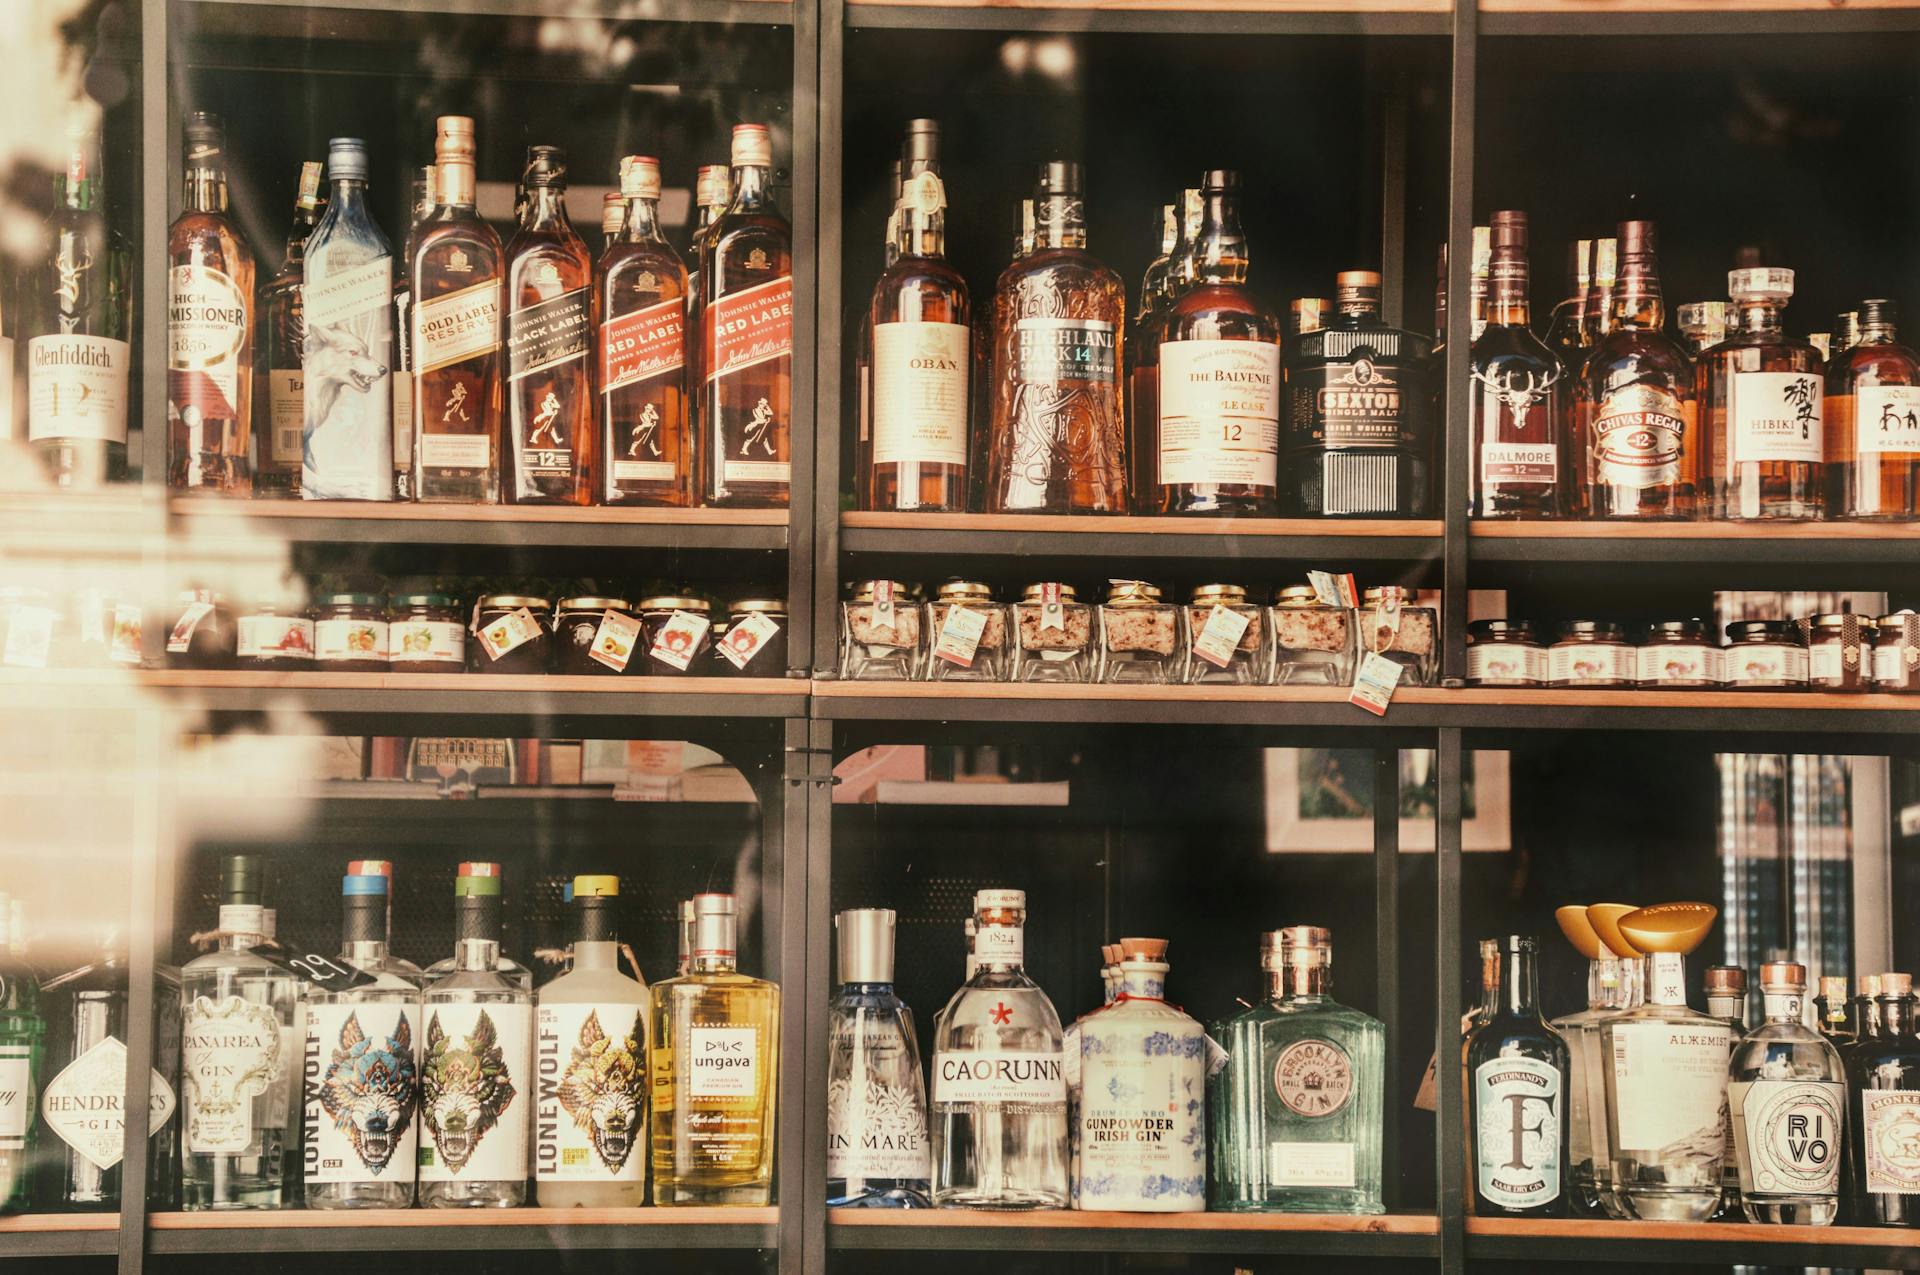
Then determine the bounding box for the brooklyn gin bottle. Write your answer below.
[1849,972,1920,1226]
[1727,961,1845,1225]
[1699,267,1825,519]
[420,870,533,1207]
[1549,906,1622,1217]
[1468,210,1569,518]
[931,890,1069,1208]
[0,903,42,1213]
[302,138,394,501]
[827,908,930,1207]
[255,160,323,498]
[1468,936,1570,1217]
[504,146,594,504]
[598,156,691,507]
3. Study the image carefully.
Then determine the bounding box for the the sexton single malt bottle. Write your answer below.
[598,155,692,507]
[1824,298,1920,519]
[1699,267,1825,519]
[1467,935,1570,1218]
[254,160,324,498]
[302,137,395,502]
[1468,210,1569,518]
[504,145,594,505]
[1728,961,1846,1225]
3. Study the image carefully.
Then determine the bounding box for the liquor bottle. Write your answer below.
[701,124,795,508]
[984,161,1129,515]
[253,161,323,498]
[600,192,625,253]
[167,112,256,494]
[23,121,132,488]
[180,854,297,1209]
[1699,267,1824,519]
[1727,961,1845,1225]
[1065,941,1122,1208]
[1548,906,1622,1217]
[1599,902,1730,1221]
[1152,169,1280,516]
[1468,225,1490,342]
[1704,964,1749,1219]
[826,908,931,1208]
[1468,211,1569,518]
[1854,974,1887,1044]
[1542,238,1591,364]
[502,146,594,505]
[1209,927,1384,1214]
[1137,204,1178,328]
[1577,220,1698,519]
[303,869,420,1208]
[1583,903,1644,1220]
[1284,269,1435,517]
[301,137,394,502]
[860,122,970,513]
[683,161,731,405]
[598,155,692,507]
[1677,301,1729,357]
[1467,935,1570,1217]
[930,889,1069,1208]
[676,899,694,977]
[1129,190,1196,506]
[38,938,179,1211]
[0,902,42,1213]
[1816,975,1855,1042]
[420,869,533,1207]
[1586,237,1619,346]
[648,893,780,1205]
[412,115,504,504]
[1849,972,1920,1226]
[1824,298,1919,519]
[391,164,436,500]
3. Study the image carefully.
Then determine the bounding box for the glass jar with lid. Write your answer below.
[1638,620,1723,688]
[165,589,236,670]
[925,581,1009,682]
[1358,585,1436,686]
[236,597,314,671]
[469,593,552,674]
[1465,619,1544,687]
[841,580,923,681]
[1183,583,1266,685]
[1547,621,1636,689]
[1096,580,1180,684]
[389,593,467,673]
[714,598,789,678]
[1806,613,1876,692]
[1269,585,1357,686]
[0,588,60,672]
[1724,620,1807,690]
[313,594,389,672]
[1875,611,1920,692]
[552,596,639,676]
[638,595,713,677]
[1013,582,1095,683]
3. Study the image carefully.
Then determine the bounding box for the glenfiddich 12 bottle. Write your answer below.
[504,146,594,504]
[598,155,691,506]
[255,161,324,498]
[1824,297,1919,519]
[1469,210,1569,518]
[1699,267,1825,519]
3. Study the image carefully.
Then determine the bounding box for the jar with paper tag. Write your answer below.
[639,595,713,676]
[62,586,139,669]
[1270,585,1357,686]
[1875,611,1920,691]
[1013,581,1094,682]
[1546,621,1636,689]
[0,587,61,672]
[713,598,788,678]
[925,580,1008,682]
[469,593,551,674]
[552,596,639,676]
[165,589,237,670]
[1096,579,1180,683]
[1724,620,1807,690]
[1358,585,1436,686]
[841,579,923,681]
[1806,613,1875,692]
[1183,583,1266,684]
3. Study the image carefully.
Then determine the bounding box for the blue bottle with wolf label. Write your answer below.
[302,137,395,500]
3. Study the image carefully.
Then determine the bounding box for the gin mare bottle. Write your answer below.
[827,908,930,1207]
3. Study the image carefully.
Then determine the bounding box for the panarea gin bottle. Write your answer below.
[1073,938,1205,1212]
[420,870,533,1207]
[1210,927,1384,1214]
[303,869,420,1208]
[180,855,297,1209]
[1467,936,1570,1217]
[827,908,930,1207]
[931,890,1069,1208]
[534,876,648,1206]
[1549,906,1623,1217]
[1727,961,1845,1224]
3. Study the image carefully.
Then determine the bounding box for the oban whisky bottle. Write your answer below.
[984,161,1129,514]
[1467,935,1570,1217]
[1468,211,1568,518]
[1699,267,1825,519]
[1154,169,1281,515]
[598,155,691,506]
[1824,298,1919,518]
[167,112,256,494]
[1848,972,1920,1225]
[504,146,594,504]
[1727,962,1845,1225]
[255,160,324,498]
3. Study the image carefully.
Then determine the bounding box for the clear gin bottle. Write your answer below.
[827,908,930,1207]
[1727,961,1845,1224]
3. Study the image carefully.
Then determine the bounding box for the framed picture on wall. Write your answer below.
[1263,748,1512,853]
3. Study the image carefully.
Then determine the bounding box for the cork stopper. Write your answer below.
[1883,973,1914,997]
[1820,975,1850,1002]
[1759,961,1807,994]
[1703,964,1747,995]
[1860,973,1885,998]
[1119,937,1168,962]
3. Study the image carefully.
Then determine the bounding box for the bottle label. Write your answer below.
[718,612,781,671]
[0,1050,29,1147]
[1608,1017,1730,1152]
[1012,318,1118,386]
[826,1023,929,1182]
[315,617,388,663]
[168,264,249,422]
[302,254,394,500]
[415,280,502,373]
[1156,338,1281,488]
[390,618,465,665]
[2,606,53,669]
[1192,604,1252,669]
[1273,1038,1354,1118]
[182,994,283,1153]
[1728,1078,1843,1198]
[534,1003,648,1182]
[1293,356,1411,450]
[1547,642,1635,684]
[872,320,968,467]
[419,431,492,470]
[1480,441,1557,487]
[1592,383,1686,489]
[507,286,591,382]
[602,296,685,393]
[1730,370,1823,464]
[419,1003,531,1182]
[1648,951,1688,1006]
[1875,642,1910,685]
[1468,642,1546,684]
[1269,1140,1357,1188]
[708,276,794,487]
[973,924,1023,967]
[41,1036,177,1171]
[706,275,794,382]
[302,1001,421,1184]
[269,369,304,464]
[476,607,541,662]
[932,1050,1066,1106]
[27,335,130,444]
[648,610,711,672]
[236,614,314,661]
[687,1025,760,1098]
[1858,385,1920,452]
[1078,1034,1205,1203]
[1809,642,1861,683]
[587,611,642,673]
[1638,643,1723,685]
[1474,1055,1562,1209]
[1863,1090,1920,1195]
[1726,643,1807,686]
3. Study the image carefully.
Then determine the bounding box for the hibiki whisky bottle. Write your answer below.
[1699,267,1825,519]
[1467,936,1570,1217]
[827,908,931,1207]
[598,156,691,507]
[1727,961,1845,1225]
[535,876,648,1206]
[504,146,594,505]
[255,160,323,498]
[303,868,420,1208]
[1824,298,1920,519]
[1468,210,1569,518]
[1848,972,1920,1226]
[1548,906,1622,1217]
[930,889,1069,1208]
[0,901,41,1212]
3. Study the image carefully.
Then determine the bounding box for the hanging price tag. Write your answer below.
[2,607,54,669]
[649,610,712,671]
[166,601,214,654]
[1348,650,1404,716]
[477,607,542,661]
[1308,570,1359,609]
[933,606,988,668]
[869,580,896,634]
[588,610,641,672]
[719,612,781,670]
[1040,582,1066,631]
[1193,604,1250,669]
[110,605,144,665]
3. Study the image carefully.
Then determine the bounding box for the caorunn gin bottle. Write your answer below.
[1727,961,1845,1224]
[930,889,1068,1208]
[827,908,930,1207]
[1467,936,1570,1217]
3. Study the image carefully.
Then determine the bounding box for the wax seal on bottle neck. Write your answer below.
[1758,961,1806,995]
[1704,964,1747,997]
[619,156,662,201]
[835,908,897,985]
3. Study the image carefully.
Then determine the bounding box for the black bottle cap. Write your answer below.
[575,894,618,945]
[903,118,940,173]
[342,894,384,945]
[183,112,225,162]
[1490,209,1527,251]
[524,145,567,187]
[1037,160,1082,197]
[221,854,264,906]
[1200,169,1240,193]
[454,893,502,944]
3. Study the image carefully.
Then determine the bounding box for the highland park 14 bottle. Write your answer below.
[598,156,691,507]
[504,146,594,505]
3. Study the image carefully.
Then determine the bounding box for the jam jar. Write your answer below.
[925,581,1009,682]
[1096,580,1180,684]
[1876,611,1920,692]
[166,589,237,670]
[639,595,713,677]
[714,599,789,677]
[1359,586,1437,686]
[313,594,389,672]
[1183,584,1266,685]
[0,588,58,671]
[1547,621,1636,689]
[841,580,922,681]
[1724,620,1808,690]
[1806,613,1876,692]
[470,594,552,674]
[63,586,136,669]
[1270,585,1357,687]
[551,596,638,676]
[236,600,315,671]
[388,593,467,673]
[1638,620,1724,688]
[1014,582,1095,683]
[1466,619,1545,687]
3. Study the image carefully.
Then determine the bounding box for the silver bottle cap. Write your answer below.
[835,908,896,985]
[690,892,736,961]
[1729,267,1794,303]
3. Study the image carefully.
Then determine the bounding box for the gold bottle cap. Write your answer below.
[1102,943,1122,966]
[1860,973,1884,997]
[1703,964,1746,995]
[558,596,630,613]
[1617,902,1719,956]
[1289,297,1331,334]
[639,595,710,613]
[619,154,662,201]
[1191,583,1248,606]
[1883,973,1914,997]
[1759,961,1807,994]
[731,123,773,168]
[937,580,994,602]
[1586,903,1642,959]
[1820,974,1850,1002]
[1119,937,1168,961]
[851,580,909,603]
[1275,585,1326,609]
[1103,579,1163,607]
[1022,582,1077,602]
[434,115,476,163]
[728,598,787,616]
[697,164,732,207]
[1554,905,1604,960]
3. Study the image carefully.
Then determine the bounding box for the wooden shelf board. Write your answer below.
[811,681,1920,711]
[1466,1217,1920,1245]
[169,499,787,528]
[1473,519,1920,540]
[853,0,1446,9]
[0,669,794,695]
[0,1213,119,1233]
[844,512,1440,537]
[149,1206,777,1229]
[832,1210,1437,1232]
[1480,0,1919,9]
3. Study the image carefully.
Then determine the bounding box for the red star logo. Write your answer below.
[989,1002,1013,1025]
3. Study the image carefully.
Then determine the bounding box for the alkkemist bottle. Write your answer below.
[255,160,324,498]
[503,145,594,504]
[303,870,420,1209]
[1699,267,1825,519]
[180,855,297,1209]
[1468,935,1570,1217]
[649,893,780,1205]
[0,902,42,1213]
[1849,972,1920,1225]
[598,155,692,507]
[827,908,931,1207]
[302,137,394,501]
[420,870,533,1207]
[1824,298,1920,519]
[1548,907,1622,1218]
[1468,210,1569,518]
[1727,961,1846,1225]
[535,876,648,1206]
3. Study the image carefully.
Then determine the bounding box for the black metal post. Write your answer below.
[1373,747,1402,1212]
[765,720,807,1275]
[115,709,170,1275]
[810,0,845,679]
[799,717,835,1275]
[789,0,823,677]
[1435,728,1466,1274]
[1442,0,1477,687]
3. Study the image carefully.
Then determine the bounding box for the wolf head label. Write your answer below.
[306,1005,419,1181]
[420,1005,529,1181]
[536,1004,646,1181]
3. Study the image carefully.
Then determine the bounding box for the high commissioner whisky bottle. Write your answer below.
[598,156,691,506]
[167,112,255,494]
[504,146,594,504]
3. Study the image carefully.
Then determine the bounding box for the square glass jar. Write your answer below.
[840,580,924,681]
[1358,585,1437,686]
[924,581,1010,682]
[1269,585,1358,687]
[1182,584,1268,685]
[1096,580,1181,683]
[1012,582,1095,683]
